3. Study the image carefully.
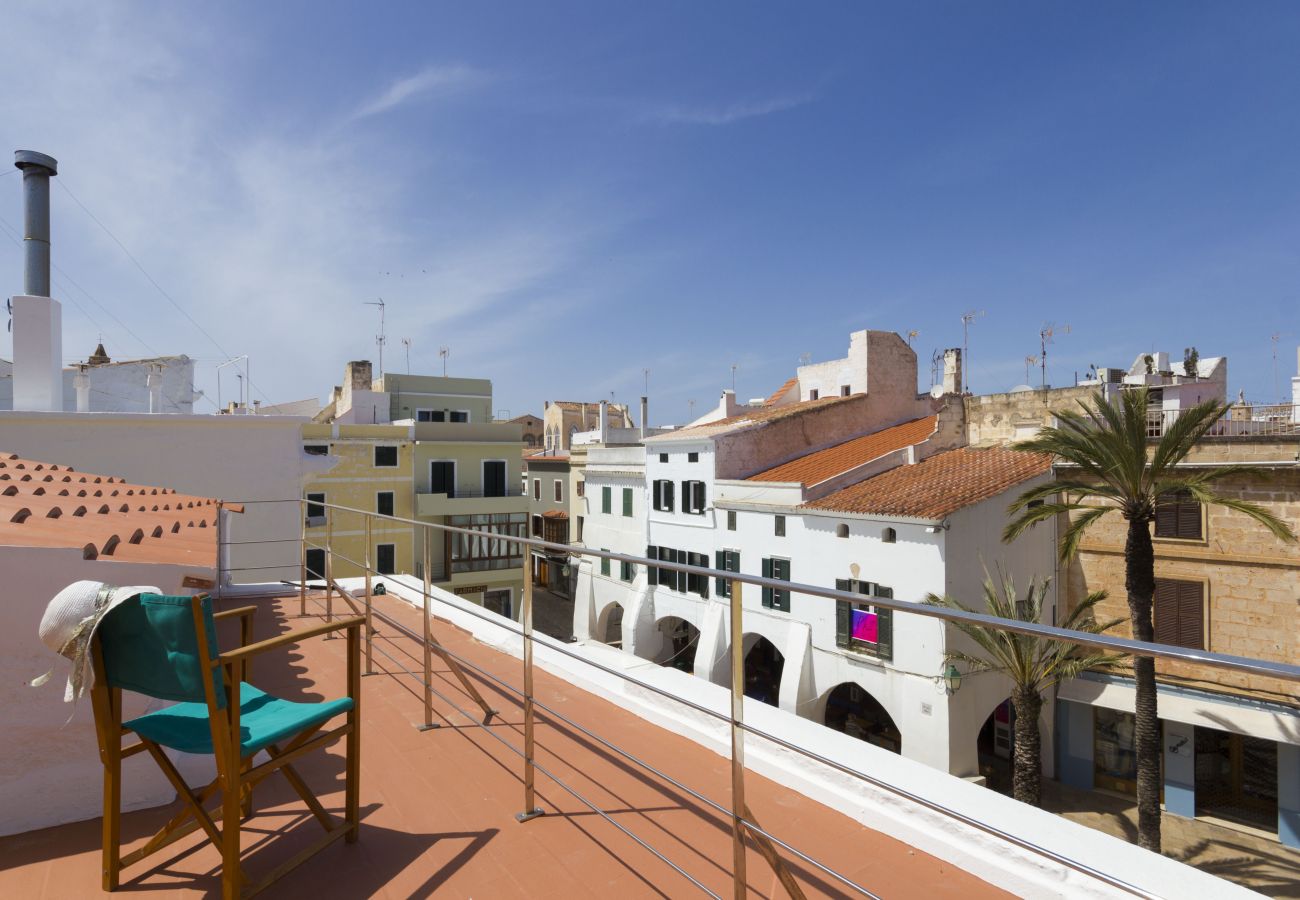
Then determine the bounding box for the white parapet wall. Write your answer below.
[334,575,1263,900]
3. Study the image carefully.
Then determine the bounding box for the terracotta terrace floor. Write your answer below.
[0,591,1009,899]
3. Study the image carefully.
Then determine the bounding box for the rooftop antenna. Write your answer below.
[364,298,386,375]
[907,330,919,348]
[798,352,812,366]
[401,337,412,374]
[1024,355,1039,385]
[643,368,650,395]
[1039,322,1071,389]
[688,398,696,420]
[929,349,942,388]
[730,363,738,392]
[960,310,985,393]
[438,345,449,377]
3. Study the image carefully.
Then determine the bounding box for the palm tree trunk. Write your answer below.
[1124,515,1162,853]
[1010,689,1042,806]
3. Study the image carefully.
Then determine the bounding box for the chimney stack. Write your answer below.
[74,366,90,412]
[639,395,648,439]
[942,348,963,395]
[147,363,163,414]
[598,399,609,444]
[12,150,63,412]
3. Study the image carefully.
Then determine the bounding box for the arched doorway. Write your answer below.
[976,699,1014,794]
[823,683,901,754]
[743,637,784,706]
[656,617,699,673]
[601,603,624,647]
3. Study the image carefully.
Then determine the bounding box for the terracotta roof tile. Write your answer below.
[748,416,937,485]
[803,446,1052,519]
[762,376,799,407]
[650,394,858,441]
[0,452,231,565]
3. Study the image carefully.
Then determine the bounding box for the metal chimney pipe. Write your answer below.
[14,150,58,297]
[640,395,647,439]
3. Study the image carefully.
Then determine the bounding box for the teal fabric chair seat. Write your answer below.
[125,682,354,757]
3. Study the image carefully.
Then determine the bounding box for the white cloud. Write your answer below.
[349,65,484,121]
[643,92,814,126]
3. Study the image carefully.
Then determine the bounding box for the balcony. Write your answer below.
[416,488,528,517]
[1147,403,1300,439]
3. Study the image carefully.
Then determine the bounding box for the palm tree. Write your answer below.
[1003,386,1294,852]
[926,571,1121,806]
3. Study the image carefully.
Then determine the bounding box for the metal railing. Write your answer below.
[1147,403,1300,438]
[217,498,1300,899]
[419,487,527,499]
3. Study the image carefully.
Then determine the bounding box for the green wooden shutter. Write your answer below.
[877,607,893,661]
[600,550,610,576]
[602,486,612,514]
[835,579,851,648]
[761,557,773,608]
[715,550,728,596]
[647,545,658,586]
[623,487,633,517]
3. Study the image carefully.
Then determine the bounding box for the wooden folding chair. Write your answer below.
[88,592,363,899]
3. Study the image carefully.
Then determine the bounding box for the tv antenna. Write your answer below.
[1271,333,1288,401]
[907,330,919,348]
[364,299,386,375]
[929,348,943,388]
[688,398,696,420]
[643,368,650,395]
[1039,323,1071,389]
[401,338,412,374]
[960,310,985,392]
[798,352,812,366]
[1024,355,1039,385]
[438,345,449,377]
[730,363,738,392]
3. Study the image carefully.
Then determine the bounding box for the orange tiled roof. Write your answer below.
[541,509,569,520]
[748,416,937,484]
[803,446,1052,519]
[0,453,234,565]
[762,376,799,407]
[653,394,858,441]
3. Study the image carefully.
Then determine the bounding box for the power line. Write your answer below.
[53,177,271,402]
[0,214,112,341]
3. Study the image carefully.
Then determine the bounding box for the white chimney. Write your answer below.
[74,365,90,412]
[12,295,63,411]
[598,399,609,444]
[942,348,962,395]
[147,363,163,414]
[639,395,648,439]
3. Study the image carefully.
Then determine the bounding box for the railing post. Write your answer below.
[364,513,374,676]
[418,526,437,730]
[298,498,307,617]
[324,506,334,624]
[729,576,747,899]
[516,558,544,822]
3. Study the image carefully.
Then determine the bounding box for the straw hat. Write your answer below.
[33,581,159,702]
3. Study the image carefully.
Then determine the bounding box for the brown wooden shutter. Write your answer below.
[1154,497,1176,537]
[1177,581,1205,649]
[1153,580,1179,644]
[1176,497,1202,540]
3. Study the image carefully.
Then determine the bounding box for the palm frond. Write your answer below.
[1058,506,1112,560]
[1178,483,1297,542]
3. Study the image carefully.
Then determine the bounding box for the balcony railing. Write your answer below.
[419,486,526,499]
[217,498,1300,898]
[1147,403,1300,438]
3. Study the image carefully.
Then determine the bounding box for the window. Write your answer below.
[620,560,635,582]
[376,543,396,575]
[647,545,659,587]
[882,527,896,543]
[305,492,326,523]
[715,549,740,597]
[727,510,736,531]
[374,446,398,467]
[305,548,326,580]
[1155,490,1203,540]
[531,515,543,537]
[836,523,849,539]
[774,515,786,537]
[554,480,564,502]
[600,550,611,577]
[809,389,819,400]
[622,487,633,517]
[377,491,394,517]
[653,479,675,512]
[688,452,699,463]
[601,485,612,514]
[761,558,791,611]
[1154,578,1205,649]
[577,480,585,498]
[650,546,678,591]
[682,480,707,514]
[835,579,893,661]
[450,410,469,423]
[840,385,851,397]
[686,551,709,598]
[417,410,445,422]
[430,461,456,498]
[659,453,668,463]
[576,516,584,541]
[482,460,507,497]
[533,478,541,501]
[304,444,328,456]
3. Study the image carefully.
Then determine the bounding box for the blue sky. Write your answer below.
[2,2,1299,421]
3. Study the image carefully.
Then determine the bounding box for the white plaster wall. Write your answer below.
[574,459,648,642]
[0,549,216,837]
[59,356,198,414]
[0,410,321,583]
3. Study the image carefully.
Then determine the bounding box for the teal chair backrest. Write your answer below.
[99,593,225,708]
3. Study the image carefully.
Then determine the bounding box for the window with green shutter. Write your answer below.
[761,558,790,611]
[620,560,634,582]
[646,545,658,586]
[600,550,610,577]
[715,549,740,597]
[834,579,893,661]
[622,487,633,517]
[601,486,612,514]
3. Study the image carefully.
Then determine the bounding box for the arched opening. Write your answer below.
[823,683,901,754]
[655,617,699,673]
[882,527,897,544]
[977,698,1015,794]
[602,603,624,647]
[835,523,849,538]
[743,636,784,706]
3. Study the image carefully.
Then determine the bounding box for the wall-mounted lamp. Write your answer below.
[1168,736,1189,756]
[943,663,962,694]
